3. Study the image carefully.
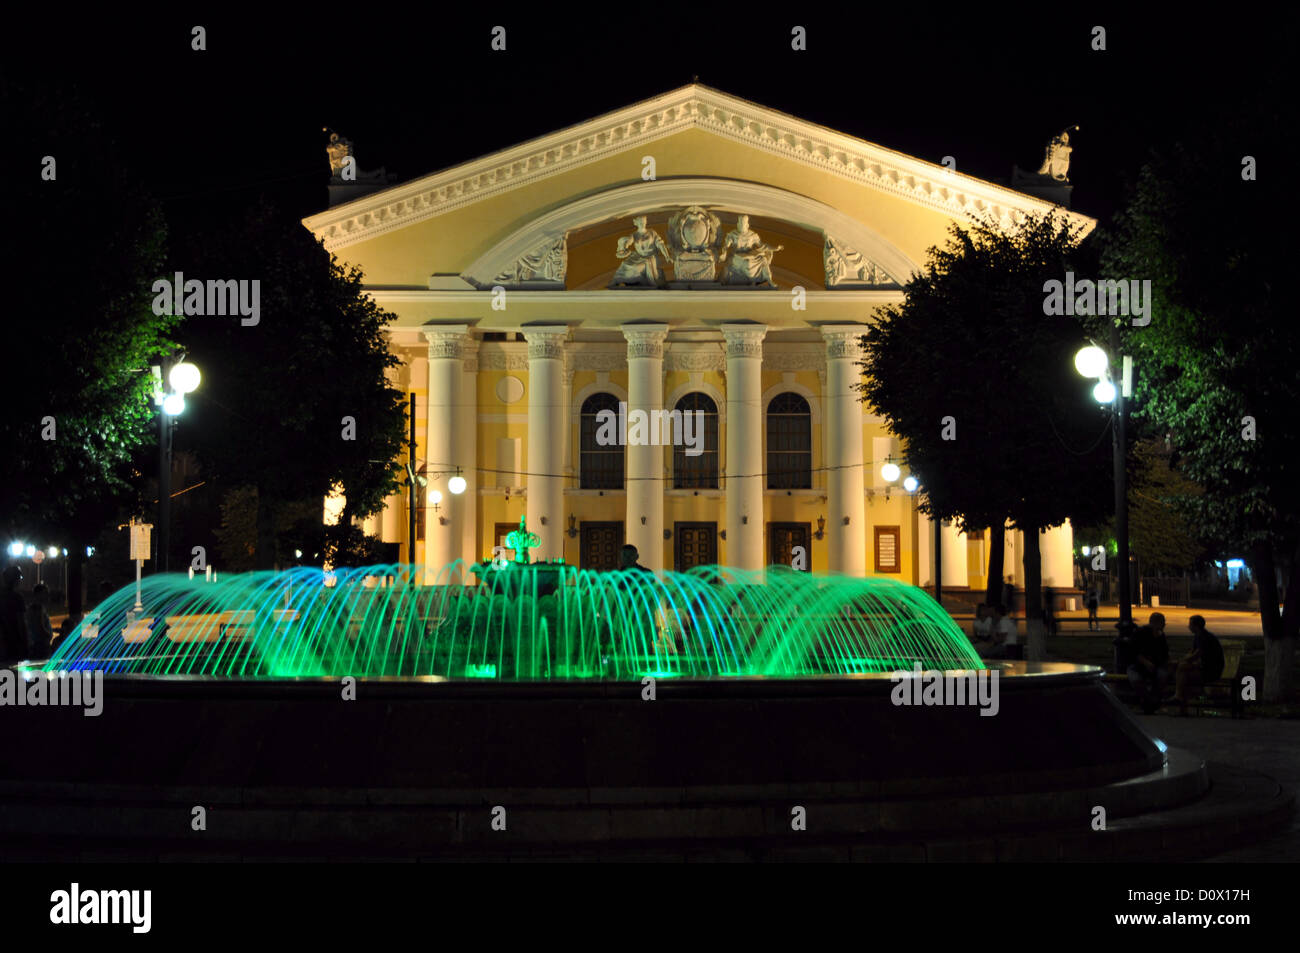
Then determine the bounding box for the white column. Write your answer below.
[524,326,568,562]
[623,325,669,571]
[407,353,427,566]
[423,326,470,579]
[917,510,933,587]
[379,362,406,546]
[1011,530,1026,588]
[460,339,480,570]
[1040,520,1075,588]
[941,521,968,589]
[722,324,767,570]
[822,327,867,576]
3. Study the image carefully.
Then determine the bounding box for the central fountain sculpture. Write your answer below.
[45,521,980,680]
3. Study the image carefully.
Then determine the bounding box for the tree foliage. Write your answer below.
[1096,97,1296,698]
[171,200,407,568]
[1076,438,1203,574]
[858,214,1113,528]
[858,213,1113,655]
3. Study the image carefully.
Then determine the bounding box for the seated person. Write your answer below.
[979,604,1017,659]
[1127,611,1170,714]
[1173,614,1224,712]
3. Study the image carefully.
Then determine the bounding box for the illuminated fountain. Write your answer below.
[8,521,1247,863]
[45,519,980,680]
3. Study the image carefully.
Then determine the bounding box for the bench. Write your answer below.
[1103,641,1249,718]
[1184,640,1247,718]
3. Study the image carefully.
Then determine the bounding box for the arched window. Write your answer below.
[673,392,719,489]
[580,393,624,489]
[766,392,812,489]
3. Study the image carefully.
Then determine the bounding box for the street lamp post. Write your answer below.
[159,356,173,573]
[1109,324,1132,631]
[1075,335,1134,657]
[152,355,201,574]
[882,462,939,605]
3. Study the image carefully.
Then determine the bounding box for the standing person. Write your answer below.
[25,582,54,659]
[0,565,27,665]
[618,544,653,574]
[1002,576,1016,616]
[610,544,670,657]
[1127,611,1170,714]
[971,603,993,645]
[1086,587,1100,631]
[1173,615,1225,714]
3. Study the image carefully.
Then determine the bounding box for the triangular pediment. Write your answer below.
[302,84,1095,267]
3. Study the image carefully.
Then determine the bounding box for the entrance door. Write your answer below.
[580,521,624,570]
[674,522,717,572]
[493,522,518,561]
[769,522,811,570]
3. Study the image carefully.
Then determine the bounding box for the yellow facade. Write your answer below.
[304,85,1091,584]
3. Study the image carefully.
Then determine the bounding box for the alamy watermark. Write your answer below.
[1042,272,1151,326]
[152,272,260,326]
[50,883,150,933]
[0,669,103,716]
[890,663,1000,716]
[595,402,704,456]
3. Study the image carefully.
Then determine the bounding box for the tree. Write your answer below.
[171,200,407,569]
[2,78,176,617]
[858,213,1112,659]
[1098,98,1298,702]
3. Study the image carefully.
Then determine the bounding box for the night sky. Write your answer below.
[8,10,1292,241]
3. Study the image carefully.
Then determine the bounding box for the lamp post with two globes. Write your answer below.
[880,460,934,602]
[1074,335,1133,635]
[151,355,201,574]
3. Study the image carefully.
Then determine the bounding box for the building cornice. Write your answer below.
[302,84,1096,251]
[368,288,904,306]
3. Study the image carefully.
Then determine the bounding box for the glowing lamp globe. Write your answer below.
[162,393,186,416]
[880,462,901,483]
[7,541,23,557]
[903,475,918,493]
[1074,345,1108,379]
[448,475,467,495]
[47,546,58,558]
[1093,380,1117,404]
[428,490,443,506]
[169,361,202,394]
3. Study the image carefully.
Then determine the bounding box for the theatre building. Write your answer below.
[303,84,1091,592]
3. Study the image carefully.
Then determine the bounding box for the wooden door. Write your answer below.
[674,522,717,572]
[768,522,811,570]
[580,522,624,570]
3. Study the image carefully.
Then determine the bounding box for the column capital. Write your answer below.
[621,323,670,360]
[721,323,768,359]
[423,323,472,360]
[522,325,569,361]
[821,324,868,360]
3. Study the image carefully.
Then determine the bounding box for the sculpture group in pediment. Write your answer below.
[609,208,782,288]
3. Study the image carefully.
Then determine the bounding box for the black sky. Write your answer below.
[7,9,1294,238]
